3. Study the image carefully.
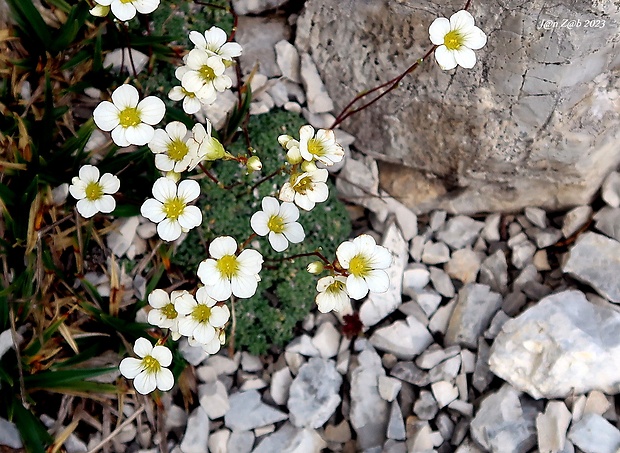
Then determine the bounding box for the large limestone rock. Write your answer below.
[296,0,620,214]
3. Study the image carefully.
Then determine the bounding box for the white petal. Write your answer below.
[99,173,120,194]
[151,345,172,367]
[112,84,139,109]
[268,232,289,252]
[336,240,355,267]
[165,121,187,140]
[94,195,116,213]
[156,367,174,391]
[119,357,144,379]
[316,292,335,313]
[174,293,196,315]
[429,17,451,45]
[147,310,167,327]
[133,337,153,358]
[186,48,210,69]
[169,86,185,101]
[76,199,99,218]
[454,46,477,68]
[93,101,120,131]
[195,287,216,306]
[354,234,376,252]
[307,183,328,203]
[204,26,227,49]
[189,30,207,49]
[434,45,457,70]
[261,196,280,216]
[69,181,86,200]
[462,26,487,50]
[79,165,100,183]
[137,97,166,125]
[278,201,299,223]
[207,277,232,301]
[178,205,202,230]
[149,128,172,153]
[209,236,237,259]
[154,154,175,172]
[231,274,258,299]
[213,75,232,92]
[133,0,159,14]
[369,245,393,269]
[294,194,314,211]
[197,259,219,286]
[140,198,165,222]
[346,274,369,300]
[365,269,390,294]
[237,249,263,275]
[219,42,242,60]
[450,10,475,32]
[152,177,177,202]
[175,65,189,80]
[177,179,200,202]
[178,317,198,336]
[279,183,295,202]
[209,305,230,327]
[283,222,305,244]
[183,96,202,114]
[111,126,131,147]
[193,323,216,344]
[157,218,182,241]
[250,211,270,236]
[134,370,157,394]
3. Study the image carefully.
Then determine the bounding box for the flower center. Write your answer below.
[161,303,178,319]
[85,181,103,201]
[443,30,463,51]
[267,215,285,233]
[142,355,161,373]
[192,304,212,323]
[162,197,186,220]
[292,175,312,194]
[181,88,195,98]
[348,255,371,277]
[307,138,325,157]
[167,139,190,161]
[216,254,238,279]
[120,0,133,3]
[118,107,141,128]
[199,65,216,83]
[327,280,346,294]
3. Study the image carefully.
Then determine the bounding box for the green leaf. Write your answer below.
[23,367,116,389]
[0,183,16,207]
[5,0,53,52]
[110,204,141,218]
[11,398,52,452]
[52,1,90,52]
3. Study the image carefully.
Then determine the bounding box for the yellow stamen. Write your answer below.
[327,280,346,294]
[162,197,185,220]
[167,139,190,161]
[307,138,325,157]
[142,355,161,373]
[292,175,312,194]
[444,30,463,51]
[85,181,103,201]
[161,303,178,319]
[216,254,238,279]
[267,215,285,233]
[199,65,216,82]
[192,304,212,323]
[118,107,141,128]
[348,255,371,277]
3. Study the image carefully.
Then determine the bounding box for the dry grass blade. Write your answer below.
[49,418,81,453]
[86,406,145,453]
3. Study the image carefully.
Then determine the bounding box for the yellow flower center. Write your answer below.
[267,215,285,233]
[327,279,346,294]
[348,254,371,278]
[118,107,141,128]
[307,138,325,157]
[161,303,178,319]
[216,254,238,279]
[443,30,463,51]
[167,139,190,162]
[85,181,103,201]
[291,174,312,194]
[192,304,212,323]
[162,197,186,220]
[142,355,161,373]
[199,65,216,83]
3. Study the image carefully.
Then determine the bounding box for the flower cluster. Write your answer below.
[90,0,159,21]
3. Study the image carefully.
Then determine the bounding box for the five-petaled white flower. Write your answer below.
[316,275,351,314]
[148,121,196,173]
[429,10,487,70]
[169,66,208,113]
[94,84,165,147]
[69,165,120,218]
[197,236,263,301]
[119,338,174,395]
[189,26,242,62]
[298,125,344,166]
[250,197,305,252]
[140,177,202,242]
[181,50,232,103]
[147,289,193,340]
[176,286,230,344]
[279,168,329,211]
[336,234,392,299]
[92,0,159,22]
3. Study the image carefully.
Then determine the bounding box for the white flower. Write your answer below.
[187,122,226,170]
[93,84,165,147]
[316,275,351,313]
[279,168,329,211]
[148,121,196,173]
[181,50,232,103]
[169,66,208,113]
[250,197,305,252]
[69,165,120,218]
[119,338,174,395]
[188,328,226,354]
[336,234,392,299]
[140,177,202,242]
[89,3,110,17]
[197,236,263,301]
[298,125,344,166]
[176,286,230,344]
[189,26,242,61]
[94,0,159,22]
[147,289,193,340]
[429,10,487,70]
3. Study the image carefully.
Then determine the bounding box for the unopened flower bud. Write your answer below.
[165,171,181,183]
[301,160,317,172]
[286,146,302,165]
[307,261,324,274]
[247,155,262,173]
[278,134,294,148]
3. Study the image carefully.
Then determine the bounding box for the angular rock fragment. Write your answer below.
[369,316,433,359]
[568,413,620,453]
[536,401,571,453]
[225,390,288,431]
